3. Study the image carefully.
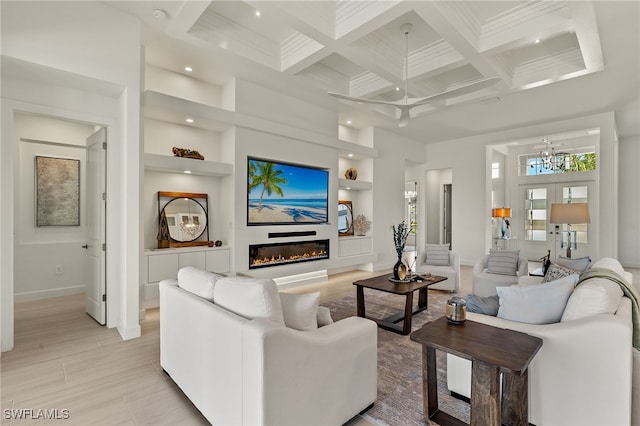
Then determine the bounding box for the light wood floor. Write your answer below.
[0,269,399,426]
[2,264,637,425]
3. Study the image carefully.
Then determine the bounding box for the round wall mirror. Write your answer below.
[338,200,353,236]
[162,197,208,242]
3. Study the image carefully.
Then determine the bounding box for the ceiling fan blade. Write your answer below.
[398,107,410,127]
[408,77,502,107]
[328,92,397,106]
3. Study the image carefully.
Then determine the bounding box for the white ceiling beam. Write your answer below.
[566,2,604,72]
[166,0,213,36]
[411,2,511,87]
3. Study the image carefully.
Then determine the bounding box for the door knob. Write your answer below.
[82,244,88,249]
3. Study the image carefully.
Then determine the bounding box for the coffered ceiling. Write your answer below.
[107,0,640,142]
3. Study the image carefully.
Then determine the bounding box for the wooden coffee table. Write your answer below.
[410,317,543,426]
[353,274,446,335]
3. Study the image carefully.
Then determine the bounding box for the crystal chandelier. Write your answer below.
[532,137,568,172]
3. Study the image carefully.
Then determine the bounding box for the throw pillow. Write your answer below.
[464,294,499,316]
[542,263,579,283]
[487,250,520,276]
[561,277,624,322]
[279,292,320,331]
[213,277,285,325]
[177,266,221,302]
[556,256,592,272]
[425,244,450,266]
[316,306,334,327]
[496,274,579,324]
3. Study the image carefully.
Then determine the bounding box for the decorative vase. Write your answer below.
[393,258,406,280]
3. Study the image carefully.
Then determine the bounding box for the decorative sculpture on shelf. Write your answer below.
[353,214,371,236]
[345,167,358,180]
[157,209,171,249]
[172,146,205,160]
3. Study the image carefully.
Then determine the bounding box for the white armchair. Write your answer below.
[415,250,460,292]
[472,253,528,297]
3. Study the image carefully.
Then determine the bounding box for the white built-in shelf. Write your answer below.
[337,139,378,159]
[339,178,372,191]
[144,90,235,132]
[144,153,233,176]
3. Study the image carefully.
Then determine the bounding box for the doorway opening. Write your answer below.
[425,169,453,247]
[12,113,107,343]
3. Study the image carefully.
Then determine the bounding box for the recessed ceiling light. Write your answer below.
[184,66,193,72]
[535,39,540,44]
[346,120,352,125]
[185,118,194,123]
[396,87,400,91]
[345,187,351,190]
[255,10,261,17]
[184,170,192,174]
[348,153,354,158]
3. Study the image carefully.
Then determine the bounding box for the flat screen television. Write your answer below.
[247,157,329,225]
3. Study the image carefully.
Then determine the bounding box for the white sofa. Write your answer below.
[160,268,378,426]
[415,250,460,292]
[472,253,529,297]
[448,258,634,425]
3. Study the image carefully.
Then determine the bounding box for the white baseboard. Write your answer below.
[117,322,141,340]
[14,285,84,303]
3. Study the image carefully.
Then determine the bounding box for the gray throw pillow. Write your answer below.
[465,294,499,316]
[556,256,591,272]
[425,244,450,266]
[487,250,520,276]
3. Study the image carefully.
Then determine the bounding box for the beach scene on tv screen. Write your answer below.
[248,159,328,224]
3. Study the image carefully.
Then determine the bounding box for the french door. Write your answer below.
[518,180,595,261]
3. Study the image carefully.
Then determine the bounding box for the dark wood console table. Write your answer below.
[353,274,446,335]
[410,317,542,426]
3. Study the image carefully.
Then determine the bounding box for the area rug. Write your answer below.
[322,288,470,426]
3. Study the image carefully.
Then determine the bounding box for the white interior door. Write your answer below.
[85,128,106,324]
[519,181,595,261]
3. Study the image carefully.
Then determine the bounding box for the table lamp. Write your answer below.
[492,207,511,239]
[549,203,590,258]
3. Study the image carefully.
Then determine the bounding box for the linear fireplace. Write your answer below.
[249,239,329,269]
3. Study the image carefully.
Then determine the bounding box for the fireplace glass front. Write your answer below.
[249,239,329,269]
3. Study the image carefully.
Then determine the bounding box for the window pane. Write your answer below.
[525,187,547,241]
[519,151,596,176]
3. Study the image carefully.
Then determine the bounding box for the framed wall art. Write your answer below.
[35,156,80,226]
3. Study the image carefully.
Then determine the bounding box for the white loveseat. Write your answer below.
[160,267,378,426]
[448,258,634,425]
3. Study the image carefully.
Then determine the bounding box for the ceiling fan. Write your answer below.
[328,23,501,127]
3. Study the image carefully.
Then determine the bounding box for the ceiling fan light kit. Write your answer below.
[328,23,500,127]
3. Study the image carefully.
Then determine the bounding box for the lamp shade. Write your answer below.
[491,207,511,218]
[549,203,590,224]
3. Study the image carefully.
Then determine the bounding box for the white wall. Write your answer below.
[619,135,640,267]
[370,128,426,271]
[234,79,337,140]
[13,114,93,302]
